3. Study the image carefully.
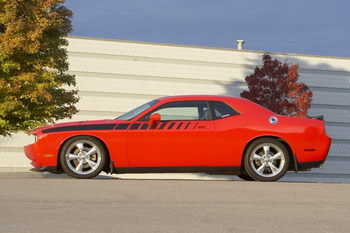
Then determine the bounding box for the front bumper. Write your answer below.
[24,142,57,170]
[24,143,42,168]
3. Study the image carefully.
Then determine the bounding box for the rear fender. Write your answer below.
[241,136,296,172]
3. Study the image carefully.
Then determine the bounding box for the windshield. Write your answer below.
[116,100,159,120]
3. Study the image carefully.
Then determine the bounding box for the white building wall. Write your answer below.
[1,36,349,182]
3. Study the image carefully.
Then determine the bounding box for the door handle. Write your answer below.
[198,125,209,129]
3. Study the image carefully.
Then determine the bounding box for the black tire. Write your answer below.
[244,138,289,182]
[237,173,255,181]
[60,136,107,179]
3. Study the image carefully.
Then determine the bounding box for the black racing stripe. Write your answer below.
[42,124,117,134]
[130,123,141,130]
[150,122,159,130]
[176,122,183,130]
[140,123,149,130]
[159,122,167,130]
[115,123,130,130]
[184,122,191,129]
[168,123,175,130]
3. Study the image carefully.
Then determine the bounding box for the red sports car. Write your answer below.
[24,95,331,181]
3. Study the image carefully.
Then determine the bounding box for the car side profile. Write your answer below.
[24,95,331,181]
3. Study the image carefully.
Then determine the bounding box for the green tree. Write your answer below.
[0,0,79,136]
[240,54,312,117]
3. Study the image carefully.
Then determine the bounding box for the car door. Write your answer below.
[127,101,215,167]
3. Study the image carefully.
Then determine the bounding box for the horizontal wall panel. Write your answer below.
[310,90,350,106]
[75,110,123,120]
[0,133,34,148]
[76,93,157,113]
[328,141,349,158]
[299,72,350,89]
[68,56,251,83]
[75,76,244,97]
[324,125,350,140]
[0,150,29,167]
[70,71,245,86]
[309,105,350,123]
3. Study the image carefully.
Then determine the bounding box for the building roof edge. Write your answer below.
[67,35,350,60]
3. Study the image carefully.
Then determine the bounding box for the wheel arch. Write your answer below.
[56,134,111,173]
[240,136,296,172]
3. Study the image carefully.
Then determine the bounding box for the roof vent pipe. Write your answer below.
[237,40,245,50]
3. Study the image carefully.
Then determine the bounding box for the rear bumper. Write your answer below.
[295,135,331,171]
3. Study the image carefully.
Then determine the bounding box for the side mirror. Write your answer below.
[148,113,161,126]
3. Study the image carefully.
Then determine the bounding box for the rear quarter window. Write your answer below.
[212,101,239,119]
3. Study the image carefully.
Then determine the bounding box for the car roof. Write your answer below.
[156,95,273,115]
[157,95,239,102]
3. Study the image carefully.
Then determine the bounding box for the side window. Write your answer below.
[212,101,239,119]
[141,101,211,121]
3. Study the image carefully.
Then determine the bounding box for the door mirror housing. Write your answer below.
[148,113,161,126]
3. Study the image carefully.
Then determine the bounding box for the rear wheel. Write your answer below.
[60,136,106,179]
[244,138,289,182]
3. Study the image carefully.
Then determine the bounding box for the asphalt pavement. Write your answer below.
[1,174,350,233]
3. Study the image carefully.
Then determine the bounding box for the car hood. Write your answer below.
[30,119,121,134]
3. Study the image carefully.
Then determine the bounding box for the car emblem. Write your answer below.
[269,116,278,124]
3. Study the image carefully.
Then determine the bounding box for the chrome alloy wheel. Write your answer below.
[64,140,102,176]
[249,143,286,178]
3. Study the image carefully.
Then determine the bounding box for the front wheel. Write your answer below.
[60,136,107,179]
[244,138,289,182]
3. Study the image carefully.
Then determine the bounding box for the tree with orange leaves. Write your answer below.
[240,54,312,117]
[0,0,78,136]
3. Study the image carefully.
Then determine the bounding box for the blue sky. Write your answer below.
[65,0,350,57]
